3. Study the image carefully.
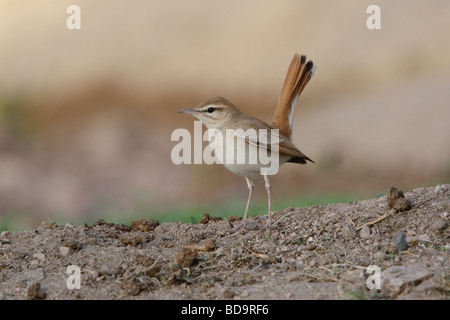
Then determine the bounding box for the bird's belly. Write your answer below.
[223,162,264,179]
[207,130,287,179]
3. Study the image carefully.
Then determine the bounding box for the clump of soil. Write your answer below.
[387,187,412,212]
[0,186,448,300]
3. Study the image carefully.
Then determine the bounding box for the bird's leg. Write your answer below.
[243,177,254,222]
[263,175,272,232]
[232,177,254,232]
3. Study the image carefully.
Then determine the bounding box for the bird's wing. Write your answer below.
[233,117,314,164]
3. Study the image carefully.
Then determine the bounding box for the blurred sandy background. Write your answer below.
[0,0,449,229]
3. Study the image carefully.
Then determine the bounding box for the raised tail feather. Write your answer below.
[271,53,316,141]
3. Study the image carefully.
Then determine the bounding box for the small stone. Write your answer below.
[305,244,316,251]
[359,226,371,239]
[283,292,293,299]
[64,222,76,230]
[382,264,433,296]
[341,225,356,239]
[60,246,75,256]
[387,187,411,212]
[175,248,197,267]
[417,234,431,242]
[154,224,166,235]
[33,252,46,262]
[434,185,443,194]
[223,289,235,299]
[431,219,448,231]
[0,291,6,300]
[131,218,159,232]
[240,290,249,298]
[395,231,408,251]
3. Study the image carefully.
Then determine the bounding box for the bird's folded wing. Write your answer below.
[233,122,313,163]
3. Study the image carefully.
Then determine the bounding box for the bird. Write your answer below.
[178,53,316,231]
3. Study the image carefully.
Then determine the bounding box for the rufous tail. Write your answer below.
[271,53,316,141]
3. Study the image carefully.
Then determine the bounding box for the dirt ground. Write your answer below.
[0,185,448,300]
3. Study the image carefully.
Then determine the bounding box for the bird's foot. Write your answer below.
[264,214,272,236]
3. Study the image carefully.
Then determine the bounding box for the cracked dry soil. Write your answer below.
[0,185,449,300]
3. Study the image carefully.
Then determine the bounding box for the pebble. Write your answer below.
[387,187,411,212]
[283,292,293,299]
[434,185,443,194]
[223,289,235,299]
[431,219,448,231]
[382,265,433,295]
[240,290,249,298]
[395,231,408,251]
[417,234,431,242]
[64,222,76,230]
[0,291,5,300]
[32,235,45,245]
[341,225,356,239]
[154,225,166,235]
[60,246,75,256]
[33,252,46,262]
[359,226,371,239]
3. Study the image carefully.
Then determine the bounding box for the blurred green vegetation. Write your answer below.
[0,193,366,232]
[83,192,367,227]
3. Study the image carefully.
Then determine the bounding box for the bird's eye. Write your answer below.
[207,107,215,113]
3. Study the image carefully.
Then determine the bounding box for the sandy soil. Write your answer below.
[0,185,448,300]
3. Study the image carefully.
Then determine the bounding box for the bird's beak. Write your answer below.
[177,108,197,115]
